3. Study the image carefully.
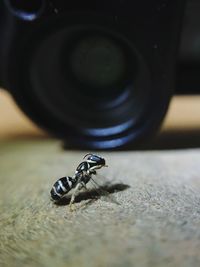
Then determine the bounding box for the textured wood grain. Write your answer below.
[1,140,200,267]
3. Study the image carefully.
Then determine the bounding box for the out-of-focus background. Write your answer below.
[1,89,200,149]
[1,0,200,149]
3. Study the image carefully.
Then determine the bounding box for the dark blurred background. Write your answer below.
[1,0,200,149]
[177,0,200,93]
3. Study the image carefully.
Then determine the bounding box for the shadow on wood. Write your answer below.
[53,183,130,206]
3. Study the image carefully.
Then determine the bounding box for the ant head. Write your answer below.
[83,153,107,168]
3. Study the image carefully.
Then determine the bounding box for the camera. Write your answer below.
[0,0,185,149]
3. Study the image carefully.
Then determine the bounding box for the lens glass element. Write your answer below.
[29,24,151,144]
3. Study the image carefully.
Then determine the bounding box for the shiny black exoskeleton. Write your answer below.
[50,154,107,206]
[50,176,77,202]
[75,154,107,176]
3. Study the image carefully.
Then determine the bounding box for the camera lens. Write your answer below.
[27,24,153,148]
[1,2,183,149]
[69,36,126,90]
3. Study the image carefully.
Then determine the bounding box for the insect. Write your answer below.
[50,154,108,211]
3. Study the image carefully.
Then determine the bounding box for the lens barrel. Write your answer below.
[0,0,185,149]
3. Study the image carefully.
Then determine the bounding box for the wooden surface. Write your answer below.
[1,140,200,267]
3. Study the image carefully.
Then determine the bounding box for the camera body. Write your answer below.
[0,0,185,149]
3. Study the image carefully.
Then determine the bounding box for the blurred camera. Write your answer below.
[0,0,185,149]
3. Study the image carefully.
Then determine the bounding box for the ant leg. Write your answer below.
[87,170,96,175]
[81,181,87,191]
[69,182,85,212]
